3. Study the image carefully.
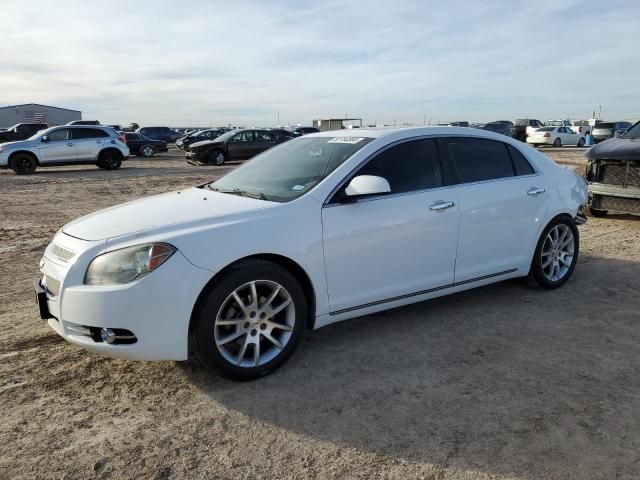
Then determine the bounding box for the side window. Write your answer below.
[353,139,442,195]
[232,131,255,142]
[446,138,514,183]
[72,128,109,139]
[256,131,274,141]
[47,129,70,141]
[507,144,535,175]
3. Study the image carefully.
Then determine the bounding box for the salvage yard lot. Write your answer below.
[1,148,639,479]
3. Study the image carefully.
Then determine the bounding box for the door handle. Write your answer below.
[67,142,73,147]
[429,200,455,211]
[527,187,546,196]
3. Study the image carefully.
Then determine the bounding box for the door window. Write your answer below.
[256,131,275,141]
[47,129,71,141]
[72,128,109,139]
[349,139,442,195]
[231,131,256,142]
[445,137,515,183]
[506,144,535,175]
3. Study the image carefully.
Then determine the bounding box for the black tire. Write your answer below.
[97,150,122,170]
[140,144,155,158]
[208,149,226,166]
[193,260,307,380]
[577,137,585,147]
[11,153,37,175]
[530,215,579,290]
[553,137,562,147]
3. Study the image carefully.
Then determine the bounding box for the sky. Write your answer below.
[1,0,639,127]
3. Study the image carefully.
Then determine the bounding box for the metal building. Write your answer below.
[0,103,82,128]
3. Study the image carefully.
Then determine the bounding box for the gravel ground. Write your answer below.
[1,147,639,480]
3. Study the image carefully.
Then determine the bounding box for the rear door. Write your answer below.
[441,137,546,282]
[72,128,109,160]
[253,130,277,156]
[37,128,77,163]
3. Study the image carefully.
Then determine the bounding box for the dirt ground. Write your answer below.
[1,147,639,480]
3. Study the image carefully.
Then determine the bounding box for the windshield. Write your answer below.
[621,121,640,138]
[208,136,374,202]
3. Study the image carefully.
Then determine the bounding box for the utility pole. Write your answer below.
[277,112,280,126]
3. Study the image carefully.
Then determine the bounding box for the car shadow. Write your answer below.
[183,254,640,478]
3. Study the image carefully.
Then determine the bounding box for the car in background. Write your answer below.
[584,120,640,216]
[67,120,101,126]
[570,120,599,135]
[527,126,586,147]
[286,126,321,136]
[35,127,588,379]
[513,119,545,142]
[122,132,168,157]
[0,125,129,175]
[186,129,291,165]
[176,129,226,150]
[591,121,633,143]
[0,123,48,144]
[437,121,469,127]
[545,120,572,127]
[137,126,179,143]
[482,122,513,137]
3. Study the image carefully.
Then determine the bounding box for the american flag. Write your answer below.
[25,111,47,123]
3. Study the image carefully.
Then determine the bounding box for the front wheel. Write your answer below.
[11,153,37,175]
[208,149,226,166]
[530,216,579,289]
[193,260,307,380]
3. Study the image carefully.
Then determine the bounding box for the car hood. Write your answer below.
[62,187,274,241]
[190,139,223,149]
[585,137,640,161]
[0,139,36,149]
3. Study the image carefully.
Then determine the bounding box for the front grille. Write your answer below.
[51,244,76,262]
[599,162,640,188]
[598,195,640,214]
[44,276,61,296]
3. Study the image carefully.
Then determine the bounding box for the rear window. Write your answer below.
[446,138,515,183]
[594,123,613,129]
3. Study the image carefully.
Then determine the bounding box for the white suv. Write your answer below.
[0,125,129,175]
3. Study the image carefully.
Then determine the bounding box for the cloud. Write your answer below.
[0,0,638,125]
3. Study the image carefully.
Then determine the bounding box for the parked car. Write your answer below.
[176,129,225,150]
[591,121,633,143]
[137,126,179,143]
[186,129,291,165]
[570,120,599,135]
[527,126,586,147]
[35,127,587,380]
[67,120,101,126]
[0,123,49,144]
[123,132,168,157]
[0,126,129,175]
[482,122,513,136]
[286,126,321,136]
[584,120,640,216]
[437,121,469,127]
[544,120,572,127]
[513,119,544,142]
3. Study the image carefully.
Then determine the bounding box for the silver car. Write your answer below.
[0,125,129,175]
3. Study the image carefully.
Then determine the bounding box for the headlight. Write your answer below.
[85,243,176,285]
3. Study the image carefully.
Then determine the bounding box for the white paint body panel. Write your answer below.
[39,127,588,361]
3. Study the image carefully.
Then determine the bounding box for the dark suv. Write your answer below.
[0,123,48,144]
[137,127,179,143]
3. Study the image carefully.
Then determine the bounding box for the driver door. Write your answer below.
[36,128,77,163]
[321,138,459,313]
[227,131,256,160]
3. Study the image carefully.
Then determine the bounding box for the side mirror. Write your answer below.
[41,135,49,142]
[345,175,391,197]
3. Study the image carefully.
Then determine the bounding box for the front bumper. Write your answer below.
[38,235,211,361]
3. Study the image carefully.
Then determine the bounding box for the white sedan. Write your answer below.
[36,127,588,380]
[527,126,586,147]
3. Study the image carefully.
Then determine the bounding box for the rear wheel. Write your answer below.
[140,144,155,157]
[553,137,562,147]
[11,153,37,175]
[97,150,122,170]
[530,216,579,289]
[193,260,307,380]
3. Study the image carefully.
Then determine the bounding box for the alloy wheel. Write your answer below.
[541,224,574,282]
[214,280,295,368]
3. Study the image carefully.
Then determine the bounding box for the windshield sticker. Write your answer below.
[328,137,365,144]
[292,185,306,191]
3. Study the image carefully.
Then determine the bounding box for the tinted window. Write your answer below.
[256,131,274,141]
[47,128,70,141]
[72,128,109,139]
[355,139,442,194]
[231,131,256,142]
[446,138,514,183]
[125,134,138,141]
[507,145,535,175]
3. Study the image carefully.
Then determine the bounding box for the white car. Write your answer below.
[36,127,588,380]
[527,126,586,147]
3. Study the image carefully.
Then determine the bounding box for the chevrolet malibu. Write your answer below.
[36,127,588,380]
